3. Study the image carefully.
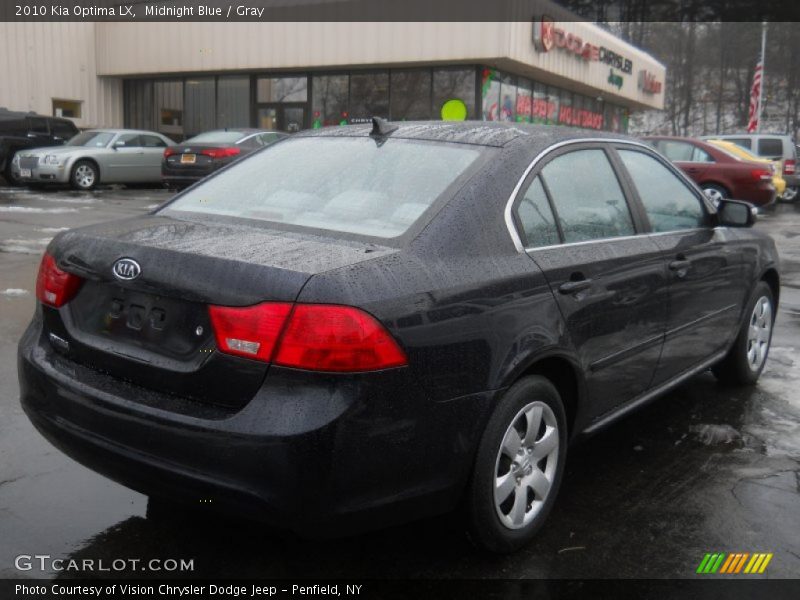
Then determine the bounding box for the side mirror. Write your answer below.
[717,199,757,228]
[112,141,126,149]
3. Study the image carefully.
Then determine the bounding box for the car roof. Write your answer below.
[298,121,634,148]
[85,128,167,136]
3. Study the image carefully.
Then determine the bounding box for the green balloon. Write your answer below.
[441,99,468,121]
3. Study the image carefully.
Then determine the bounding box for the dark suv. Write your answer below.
[0,109,79,185]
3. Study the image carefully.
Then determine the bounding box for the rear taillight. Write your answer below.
[163,147,177,158]
[201,147,241,159]
[208,302,293,362]
[274,305,408,372]
[784,159,796,175]
[208,302,408,372]
[35,253,83,308]
[750,168,772,181]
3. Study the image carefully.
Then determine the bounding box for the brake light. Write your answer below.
[274,305,408,372]
[163,147,177,158]
[750,168,772,181]
[201,147,241,159]
[208,302,293,362]
[208,302,408,372]
[35,253,83,308]
[784,159,796,175]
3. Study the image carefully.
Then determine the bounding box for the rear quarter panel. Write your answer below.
[295,141,577,403]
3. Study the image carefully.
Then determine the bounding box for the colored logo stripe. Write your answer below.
[698,552,773,574]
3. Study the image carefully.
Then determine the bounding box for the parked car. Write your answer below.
[11,129,174,190]
[0,109,79,185]
[642,136,776,206]
[19,121,779,553]
[705,139,786,198]
[162,129,286,189]
[700,133,798,201]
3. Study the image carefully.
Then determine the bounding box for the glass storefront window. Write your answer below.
[257,76,308,103]
[154,80,183,138]
[184,78,215,136]
[349,72,389,122]
[531,82,547,124]
[516,78,532,123]
[432,68,475,121]
[498,73,516,122]
[481,67,500,121]
[124,80,154,131]
[217,75,250,129]
[545,87,560,125]
[390,70,432,121]
[312,74,349,127]
[557,89,573,127]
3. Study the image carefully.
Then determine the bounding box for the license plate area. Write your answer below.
[20,169,32,178]
[180,153,197,164]
[66,281,212,361]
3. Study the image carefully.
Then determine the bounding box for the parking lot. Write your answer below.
[1,184,799,579]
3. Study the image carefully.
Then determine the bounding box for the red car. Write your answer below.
[642,136,776,207]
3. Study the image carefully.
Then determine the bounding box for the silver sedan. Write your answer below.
[11,129,175,190]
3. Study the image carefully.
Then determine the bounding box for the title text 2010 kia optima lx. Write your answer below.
[18,121,779,552]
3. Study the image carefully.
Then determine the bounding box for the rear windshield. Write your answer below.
[164,136,482,239]
[66,131,114,147]
[184,131,247,144]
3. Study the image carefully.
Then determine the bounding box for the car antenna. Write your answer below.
[370,117,398,138]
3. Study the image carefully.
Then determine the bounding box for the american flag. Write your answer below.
[747,60,763,133]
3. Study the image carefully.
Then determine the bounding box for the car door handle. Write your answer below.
[669,259,691,271]
[558,278,593,295]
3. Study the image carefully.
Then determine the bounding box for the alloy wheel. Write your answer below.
[746,296,772,372]
[703,187,724,205]
[74,164,96,189]
[783,186,798,201]
[494,401,559,530]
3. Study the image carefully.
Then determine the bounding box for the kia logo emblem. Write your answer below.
[112,258,141,281]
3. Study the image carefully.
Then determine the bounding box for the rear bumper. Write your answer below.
[783,174,800,188]
[18,312,493,535]
[739,183,776,207]
[162,162,226,186]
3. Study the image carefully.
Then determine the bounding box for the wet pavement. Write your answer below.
[1,185,798,579]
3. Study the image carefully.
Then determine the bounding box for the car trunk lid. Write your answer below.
[46,213,397,408]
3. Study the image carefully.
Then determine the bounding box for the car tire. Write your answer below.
[712,281,775,385]
[701,184,728,205]
[3,155,22,186]
[466,375,567,553]
[782,186,798,202]
[70,160,99,191]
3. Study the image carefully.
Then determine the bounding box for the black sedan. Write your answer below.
[162,128,286,189]
[18,120,779,553]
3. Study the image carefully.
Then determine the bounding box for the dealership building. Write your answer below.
[0,17,665,139]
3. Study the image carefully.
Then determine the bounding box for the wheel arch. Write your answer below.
[501,351,585,439]
[698,181,730,196]
[760,267,780,308]
[71,156,102,183]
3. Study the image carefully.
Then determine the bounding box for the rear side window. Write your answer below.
[758,138,783,158]
[726,138,752,150]
[516,176,560,248]
[28,117,48,134]
[141,135,166,147]
[165,137,481,239]
[52,121,78,140]
[540,149,635,243]
[618,150,706,232]
[116,133,142,147]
